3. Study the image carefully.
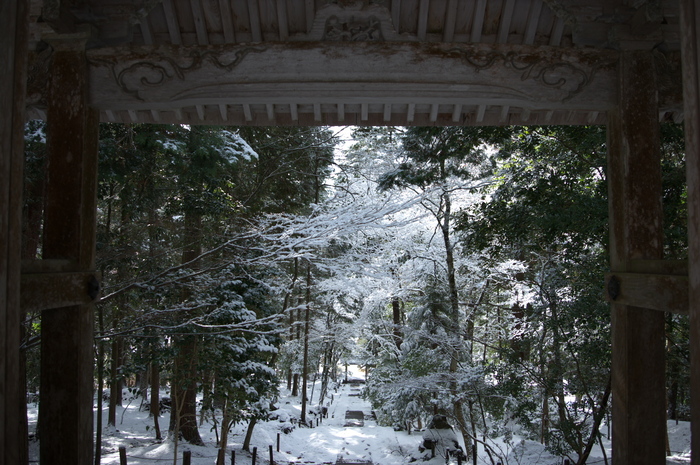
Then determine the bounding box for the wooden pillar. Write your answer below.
[607,51,666,465]
[680,1,700,463]
[1,1,29,464]
[40,31,99,465]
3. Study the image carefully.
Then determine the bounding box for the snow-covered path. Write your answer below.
[273,380,417,465]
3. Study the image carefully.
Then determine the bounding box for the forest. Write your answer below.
[21,122,689,465]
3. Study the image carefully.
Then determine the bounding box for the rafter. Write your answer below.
[162,0,182,45]
[497,0,516,43]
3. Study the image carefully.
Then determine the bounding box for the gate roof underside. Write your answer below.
[27,0,685,126]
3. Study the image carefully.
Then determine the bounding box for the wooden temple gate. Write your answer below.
[1,1,700,464]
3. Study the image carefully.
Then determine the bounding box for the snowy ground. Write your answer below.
[27,367,692,465]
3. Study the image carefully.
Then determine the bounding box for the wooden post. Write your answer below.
[231,450,235,465]
[277,433,280,452]
[183,450,191,465]
[119,447,127,465]
[680,1,700,463]
[39,30,99,465]
[607,50,666,465]
[252,446,257,465]
[269,444,274,465]
[1,1,29,464]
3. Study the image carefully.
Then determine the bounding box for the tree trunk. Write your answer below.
[216,401,233,465]
[285,257,299,393]
[108,336,120,426]
[576,376,611,465]
[242,418,258,452]
[150,359,162,440]
[169,335,203,445]
[667,313,680,421]
[292,373,299,397]
[94,307,106,464]
[392,296,402,349]
[168,210,204,445]
[300,263,312,425]
[319,341,335,405]
[438,186,473,457]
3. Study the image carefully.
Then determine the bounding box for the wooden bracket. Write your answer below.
[20,260,100,312]
[605,260,688,314]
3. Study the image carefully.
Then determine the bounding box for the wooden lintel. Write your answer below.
[86,42,620,113]
[21,271,100,312]
[605,272,688,315]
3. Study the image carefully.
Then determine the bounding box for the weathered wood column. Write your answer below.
[681,1,700,463]
[1,1,29,464]
[40,31,99,465]
[607,51,666,465]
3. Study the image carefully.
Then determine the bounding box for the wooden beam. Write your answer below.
[544,109,554,123]
[277,0,289,40]
[451,103,462,122]
[549,15,565,47]
[219,0,235,43]
[139,18,154,46]
[305,0,314,34]
[524,0,543,45]
[21,271,100,312]
[190,0,209,45]
[162,0,182,45]
[680,1,700,462]
[1,1,29,463]
[625,259,688,276]
[417,0,429,41]
[429,103,439,122]
[87,42,620,114]
[476,104,486,122]
[337,102,345,121]
[604,272,688,314]
[607,50,665,465]
[497,0,516,43]
[392,0,401,33]
[41,32,99,465]
[521,107,530,122]
[248,0,262,42]
[471,0,487,42]
[499,105,510,123]
[443,0,458,42]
